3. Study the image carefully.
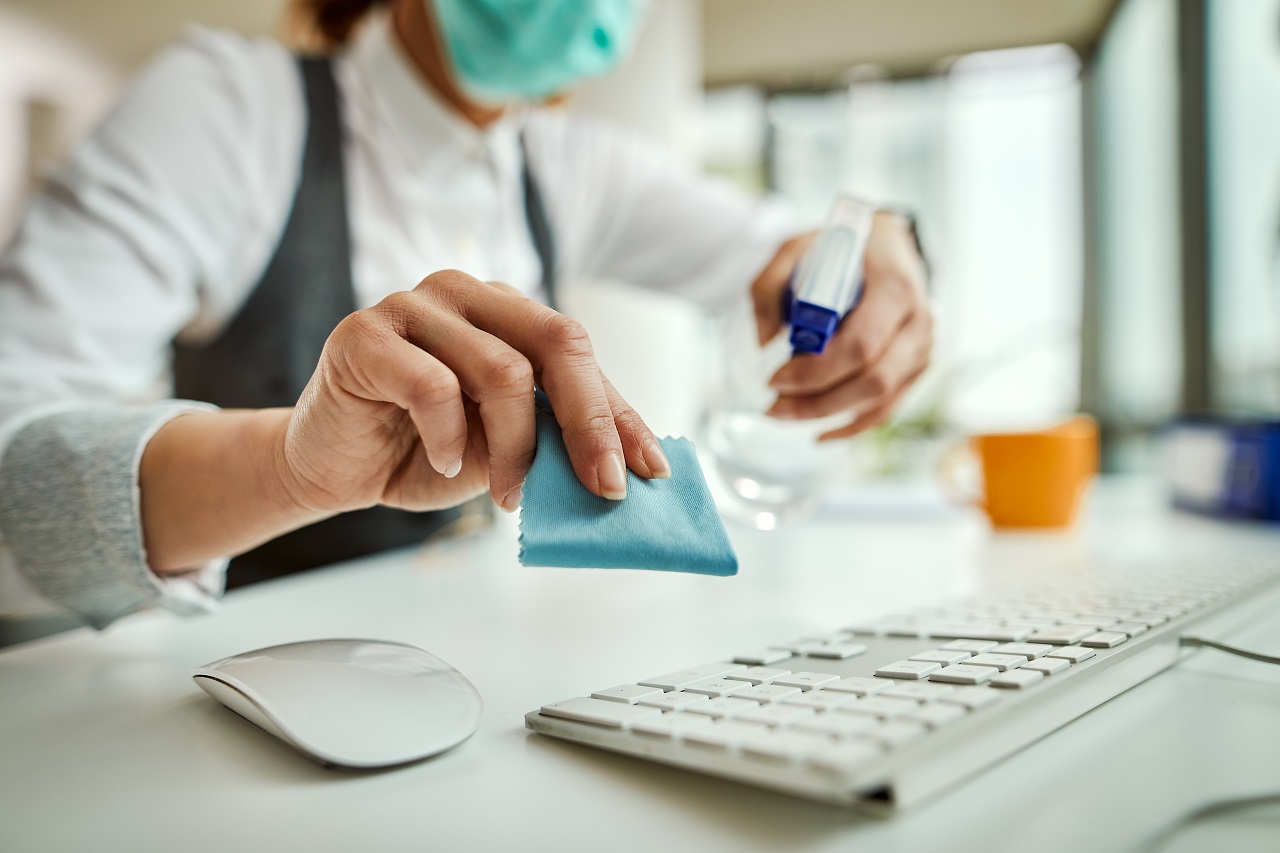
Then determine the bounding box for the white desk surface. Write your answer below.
[2,479,1279,853]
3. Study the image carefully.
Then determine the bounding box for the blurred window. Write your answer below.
[1086,0,1182,470]
[703,45,1084,434]
[1207,0,1280,413]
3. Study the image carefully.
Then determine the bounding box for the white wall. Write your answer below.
[0,8,119,241]
[562,0,712,440]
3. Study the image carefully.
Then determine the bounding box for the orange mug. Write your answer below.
[943,416,1099,529]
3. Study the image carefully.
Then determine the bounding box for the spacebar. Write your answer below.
[540,697,662,728]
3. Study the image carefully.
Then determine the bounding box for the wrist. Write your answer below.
[260,408,339,521]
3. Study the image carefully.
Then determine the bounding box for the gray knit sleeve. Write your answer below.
[0,403,226,629]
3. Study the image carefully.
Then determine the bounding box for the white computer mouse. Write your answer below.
[192,638,483,769]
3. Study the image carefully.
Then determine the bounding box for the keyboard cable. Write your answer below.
[1133,635,1280,851]
[1179,635,1280,664]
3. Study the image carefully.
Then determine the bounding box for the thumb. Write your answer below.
[749,233,815,346]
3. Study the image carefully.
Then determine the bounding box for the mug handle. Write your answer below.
[937,438,984,509]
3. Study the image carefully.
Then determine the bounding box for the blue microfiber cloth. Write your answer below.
[518,404,738,576]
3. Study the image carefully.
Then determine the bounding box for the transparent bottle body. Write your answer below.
[704,300,848,528]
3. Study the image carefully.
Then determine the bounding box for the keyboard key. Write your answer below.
[867,721,929,748]
[591,684,666,704]
[909,649,972,666]
[990,669,1045,689]
[839,696,920,720]
[803,630,860,644]
[930,623,1033,641]
[881,682,956,703]
[940,639,999,654]
[1072,615,1120,630]
[684,697,760,719]
[809,738,884,773]
[733,649,792,666]
[1131,611,1171,626]
[732,684,802,704]
[939,686,1003,710]
[768,638,820,653]
[801,642,869,660]
[1044,645,1096,664]
[824,676,893,696]
[684,721,771,750]
[964,653,1027,671]
[1110,622,1150,638]
[795,713,880,739]
[636,691,709,711]
[682,679,750,698]
[1022,657,1070,676]
[1090,607,1138,619]
[928,664,997,685]
[632,713,714,739]
[880,623,928,638]
[743,731,833,762]
[781,691,859,711]
[772,671,841,690]
[1080,631,1128,649]
[738,704,817,728]
[540,697,662,728]
[902,702,967,729]
[990,642,1054,659]
[639,664,745,691]
[874,661,942,680]
[1026,625,1096,645]
[724,666,790,685]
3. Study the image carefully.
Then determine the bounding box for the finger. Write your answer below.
[768,311,931,420]
[769,271,916,396]
[600,374,670,479]
[331,311,468,477]
[817,397,900,441]
[376,286,538,510]
[426,274,629,501]
[750,233,815,346]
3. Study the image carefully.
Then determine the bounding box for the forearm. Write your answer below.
[140,408,331,574]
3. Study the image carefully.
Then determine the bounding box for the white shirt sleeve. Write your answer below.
[527,113,799,312]
[0,29,302,625]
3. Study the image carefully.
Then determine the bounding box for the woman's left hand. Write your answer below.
[750,211,932,439]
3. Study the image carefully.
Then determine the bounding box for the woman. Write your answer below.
[0,0,932,631]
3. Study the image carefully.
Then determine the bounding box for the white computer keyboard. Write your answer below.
[526,556,1280,808]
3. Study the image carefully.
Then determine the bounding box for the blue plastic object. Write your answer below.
[1163,418,1280,521]
[785,195,874,355]
[518,404,738,575]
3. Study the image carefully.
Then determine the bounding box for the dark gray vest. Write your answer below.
[173,57,556,588]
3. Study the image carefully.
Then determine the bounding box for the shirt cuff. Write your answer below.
[0,402,226,629]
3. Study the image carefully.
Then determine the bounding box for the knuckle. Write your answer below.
[844,334,872,366]
[408,369,459,411]
[542,313,593,357]
[415,269,474,307]
[861,371,890,399]
[374,291,419,331]
[330,308,382,350]
[562,410,617,445]
[482,350,534,392]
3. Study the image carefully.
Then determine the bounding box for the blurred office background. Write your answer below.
[1,0,1278,475]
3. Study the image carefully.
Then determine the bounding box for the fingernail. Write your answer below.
[643,441,671,479]
[599,452,627,500]
[768,374,797,392]
[767,401,796,419]
[500,484,523,513]
[443,458,463,479]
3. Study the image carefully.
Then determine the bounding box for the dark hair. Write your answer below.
[292,0,392,50]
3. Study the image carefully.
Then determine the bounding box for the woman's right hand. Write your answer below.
[276,268,671,517]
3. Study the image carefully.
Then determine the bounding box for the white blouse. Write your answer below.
[0,12,793,623]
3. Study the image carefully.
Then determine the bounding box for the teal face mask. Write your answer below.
[430,0,646,102]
